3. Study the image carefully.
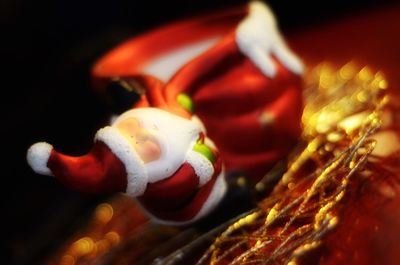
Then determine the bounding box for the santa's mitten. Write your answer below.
[235,1,303,78]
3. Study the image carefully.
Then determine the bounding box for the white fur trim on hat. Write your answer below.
[95,126,148,197]
[27,142,53,176]
[186,150,214,187]
[236,1,304,77]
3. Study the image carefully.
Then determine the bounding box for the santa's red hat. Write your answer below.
[27,126,148,197]
[26,106,206,197]
[26,108,223,224]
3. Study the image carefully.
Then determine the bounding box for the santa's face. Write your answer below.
[115,117,161,163]
[113,108,202,182]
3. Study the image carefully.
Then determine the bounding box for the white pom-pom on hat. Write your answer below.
[27,142,53,176]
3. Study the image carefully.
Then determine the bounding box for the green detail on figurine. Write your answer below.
[177,93,194,113]
[193,142,216,164]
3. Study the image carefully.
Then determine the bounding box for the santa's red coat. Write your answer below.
[92,7,303,182]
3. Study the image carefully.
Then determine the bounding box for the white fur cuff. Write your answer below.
[95,126,148,197]
[186,150,214,186]
[27,142,53,176]
[236,1,304,77]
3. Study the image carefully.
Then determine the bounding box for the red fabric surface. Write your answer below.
[49,142,128,194]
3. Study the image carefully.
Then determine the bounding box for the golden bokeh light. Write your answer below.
[72,237,94,257]
[105,231,120,246]
[94,203,113,224]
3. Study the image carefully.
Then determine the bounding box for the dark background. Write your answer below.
[2,0,397,264]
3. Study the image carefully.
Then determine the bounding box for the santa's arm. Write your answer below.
[164,1,304,104]
[163,33,239,104]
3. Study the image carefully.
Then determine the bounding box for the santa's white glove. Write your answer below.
[236,1,304,78]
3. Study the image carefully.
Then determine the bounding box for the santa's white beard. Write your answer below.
[113,108,202,183]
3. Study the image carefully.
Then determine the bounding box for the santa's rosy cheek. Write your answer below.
[115,121,160,162]
[136,140,161,163]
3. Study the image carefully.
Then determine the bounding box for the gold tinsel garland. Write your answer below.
[197,62,391,265]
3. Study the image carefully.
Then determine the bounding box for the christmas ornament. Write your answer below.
[26,1,304,225]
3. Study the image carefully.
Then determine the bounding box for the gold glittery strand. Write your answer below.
[198,62,390,265]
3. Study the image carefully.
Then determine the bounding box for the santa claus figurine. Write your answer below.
[27,1,304,224]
